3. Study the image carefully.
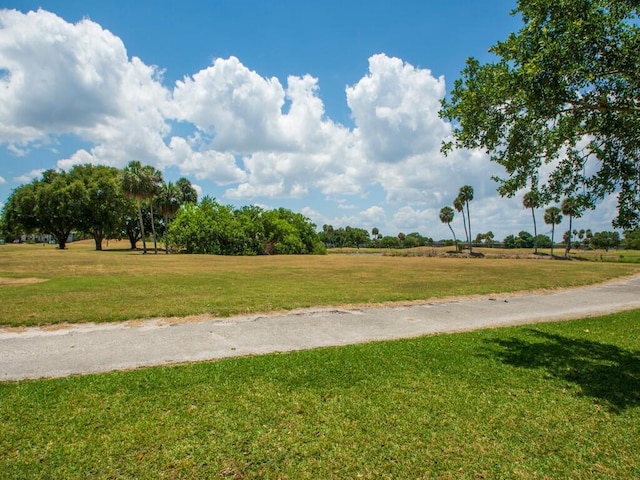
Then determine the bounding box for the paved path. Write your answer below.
[2,275,639,381]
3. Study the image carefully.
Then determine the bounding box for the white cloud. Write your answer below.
[13,168,44,183]
[191,183,203,198]
[0,9,172,169]
[346,54,449,164]
[170,56,287,152]
[0,175,5,184]
[57,149,96,171]
[0,9,127,138]
[167,136,246,183]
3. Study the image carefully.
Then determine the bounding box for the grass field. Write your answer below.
[1,241,638,327]
[2,242,640,478]
[1,310,639,479]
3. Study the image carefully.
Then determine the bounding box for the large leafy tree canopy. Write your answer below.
[3,170,84,249]
[440,0,640,229]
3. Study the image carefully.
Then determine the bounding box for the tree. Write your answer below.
[121,161,162,254]
[522,191,540,254]
[503,234,518,249]
[142,165,163,254]
[484,231,495,247]
[534,234,553,249]
[453,196,468,251]
[624,229,640,250]
[458,185,474,253]
[379,235,400,249]
[320,224,335,248]
[440,0,640,230]
[397,232,406,247]
[2,170,84,249]
[518,231,534,248]
[70,164,128,251]
[591,231,621,251]
[176,177,198,204]
[122,161,150,254]
[544,206,563,257]
[156,182,182,254]
[561,197,581,256]
[121,202,143,250]
[439,206,458,251]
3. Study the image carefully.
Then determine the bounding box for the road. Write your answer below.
[1,274,639,381]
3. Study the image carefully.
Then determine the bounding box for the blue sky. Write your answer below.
[0,1,618,240]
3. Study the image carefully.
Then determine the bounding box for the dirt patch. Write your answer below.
[0,277,49,287]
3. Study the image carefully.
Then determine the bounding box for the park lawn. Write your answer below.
[1,241,638,327]
[1,310,639,479]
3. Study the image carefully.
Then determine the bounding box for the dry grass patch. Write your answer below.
[0,277,48,287]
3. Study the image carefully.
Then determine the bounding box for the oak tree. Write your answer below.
[441,0,640,229]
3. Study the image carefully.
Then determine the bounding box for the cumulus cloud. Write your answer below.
[13,168,44,183]
[346,54,449,163]
[0,9,171,168]
[170,56,286,152]
[0,10,123,138]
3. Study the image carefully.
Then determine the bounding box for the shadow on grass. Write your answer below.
[486,330,640,413]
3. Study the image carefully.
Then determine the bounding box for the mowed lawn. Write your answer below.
[1,311,639,479]
[1,241,638,327]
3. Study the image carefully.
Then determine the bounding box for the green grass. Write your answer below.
[2,310,639,479]
[1,242,638,326]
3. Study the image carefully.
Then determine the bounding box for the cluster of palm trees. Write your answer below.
[121,161,196,254]
[523,191,581,257]
[440,185,583,257]
[439,185,474,253]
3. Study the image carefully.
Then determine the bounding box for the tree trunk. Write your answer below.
[460,211,468,252]
[531,207,538,254]
[150,203,158,254]
[136,199,147,254]
[127,231,137,250]
[466,202,472,253]
[164,214,170,254]
[564,215,573,257]
[53,231,68,250]
[448,224,458,251]
[93,232,103,251]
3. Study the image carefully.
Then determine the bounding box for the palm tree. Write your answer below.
[523,191,540,254]
[156,182,182,254]
[176,177,198,204]
[453,196,467,252]
[561,197,579,257]
[544,206,563,257]
[142,165,163,254]
[439,206,458,251]
[122,161,151,254]
[458,185,474,253]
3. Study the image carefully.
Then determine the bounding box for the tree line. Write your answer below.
[0,162,324,255]
[318,225,433,249]
[2,162,638,255]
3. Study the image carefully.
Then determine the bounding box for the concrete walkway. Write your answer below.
[2,274,639,381]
